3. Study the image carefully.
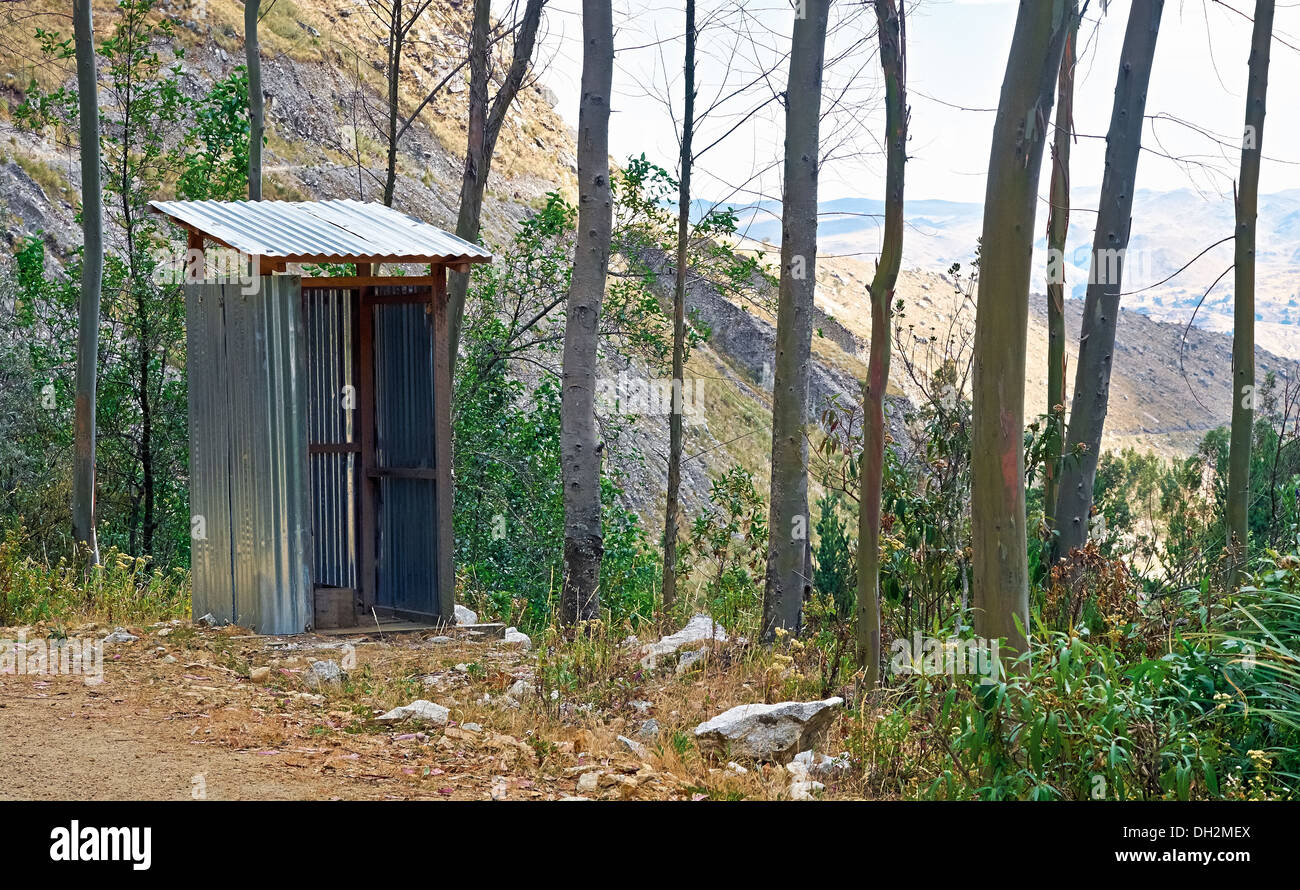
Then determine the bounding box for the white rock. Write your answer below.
[577,771,601,793]
[640,614,727,669]
[102,627,139,644]
[503,627,532,649]
[635,718,660,742]
[675,647,707,675]
[792,749,853,779]
[790,780,825,801]
[726,761,748,774]
[376,699,450,725]
[305,659,343,689]
[694,698,843,763]
[506,679,532,700]
[454,604,478,625]
[617,735,649,758]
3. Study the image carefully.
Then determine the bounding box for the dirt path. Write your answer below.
[0,682,353,800]
[0,624,529,801]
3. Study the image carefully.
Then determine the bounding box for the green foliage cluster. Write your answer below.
[0,524,189,626]
[675,465,768,631]
[2,0,250,568]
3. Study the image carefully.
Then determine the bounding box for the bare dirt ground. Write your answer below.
[0,619,858,801]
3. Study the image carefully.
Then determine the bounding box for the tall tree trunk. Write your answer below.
[245,0,263,200]
[559,0,613,626]
[72,0,102,565]
[971,0,1075,663]
[761,0,831,642]
[857,0,906,684]
[446,0,547,370]
[1227,0,1274,584]
[661,0,696,615]
[1043,18,1077,538]
[382,0,404,206]
[1053,0,1164,562]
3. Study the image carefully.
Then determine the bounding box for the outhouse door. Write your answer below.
[363,279,454,623]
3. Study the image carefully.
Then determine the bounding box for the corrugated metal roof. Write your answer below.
[150,198,493,264]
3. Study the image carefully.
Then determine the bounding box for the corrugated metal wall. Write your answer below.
[185,276,312,634]
[304,288,358,590]
[373,291,441,616]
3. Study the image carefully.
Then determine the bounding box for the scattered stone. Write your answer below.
[630,699,653,713]
[506,679,532,700]
[305,659,343,689]
[455,663,470,672]
[563,763,602,777]
[640,614,727,669]
[249,666,271,683]
[461,722,483,733]
[162,655,177,664]
[429,636,453,644]
[694,697,843,763]
[102,627,139,644]
[635,719,660,742]
[490,777,509,800]
[559,795,592,801]
[195,613,217,627]
[454,604,478,625]
[617,735,649,759]
[726,761,748,775]
[503,627,532,649]
[156,627,172,637]
[791,749,853,779]
[790,780,825,801]
[376,699,450,725]
[577,770,601,794]
[675,647,707,675]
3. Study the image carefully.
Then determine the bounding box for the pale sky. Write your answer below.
[510,0,1300,208]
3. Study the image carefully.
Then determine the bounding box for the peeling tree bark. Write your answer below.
[762,0,831,642]
[559,0,613,626]
[72,0,103,565]
[661,0,696,614]
[1043,17,1077,538]
[857,0,906,684]
[1227,0,1274,584]
[971,0,1075,662]
[1053,0,1164,563]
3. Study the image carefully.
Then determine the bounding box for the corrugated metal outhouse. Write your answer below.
[151,199,492,634]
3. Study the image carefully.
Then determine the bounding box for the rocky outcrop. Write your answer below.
[694,698,843,763]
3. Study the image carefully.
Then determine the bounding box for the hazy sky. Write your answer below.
[512,0,1300,208]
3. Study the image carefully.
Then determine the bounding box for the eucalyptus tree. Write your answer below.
[1054,0,1165,563]
[970,0,1077,660]
[857,0,907,682]
[245,0,262,199]
[762,0,832,641]
[1227,0,1275,584]
[72,0,104,563]
[560,0,614,625]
